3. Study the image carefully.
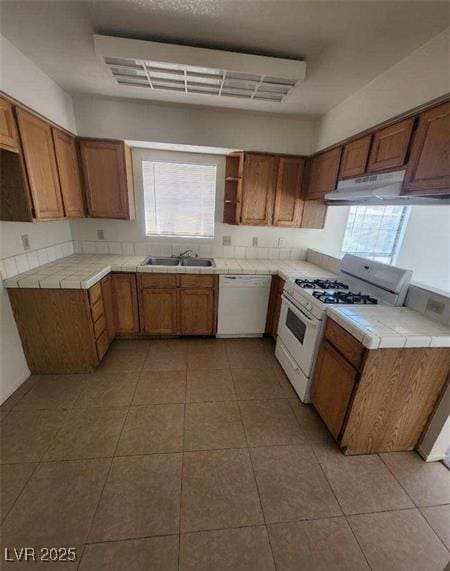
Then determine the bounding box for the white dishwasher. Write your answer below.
[217,275,271,338]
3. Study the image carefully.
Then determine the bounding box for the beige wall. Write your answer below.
[314,27,450,151]
[73,95,316,156]
[0,34,76,402]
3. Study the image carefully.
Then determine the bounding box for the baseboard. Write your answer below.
[417,445,444,463]
[1,368,31,405]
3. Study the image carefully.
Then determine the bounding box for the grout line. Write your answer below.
[378,452,450,552]
[0,461,40,526]
[178,372,188,570]
[79,392,134,568]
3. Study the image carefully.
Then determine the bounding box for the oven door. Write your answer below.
[277,294,321,378]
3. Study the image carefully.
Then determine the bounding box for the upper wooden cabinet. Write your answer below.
[0,97,19,152]
[52,128,85,218]
[402,101,450,196]
[78,138,136,219]
[367,118,414,172]
[339,135,372,179]
[16,108,65,219]
[272,157,305,227]
[240,153,277,225]
[304,147,342,200]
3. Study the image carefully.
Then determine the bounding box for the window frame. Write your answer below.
[341,205,411,265]
[137,152,222,240]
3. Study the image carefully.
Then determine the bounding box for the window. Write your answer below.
[142,161,216,238]
[341,205,410,264]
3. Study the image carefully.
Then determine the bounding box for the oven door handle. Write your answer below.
[282,294,318,325]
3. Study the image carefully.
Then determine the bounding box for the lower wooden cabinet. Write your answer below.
[111,273,140,335]
[139,274,217,336]
[8,288,100,374]
[179,288,215,335]
[311,340,358,439]
[141,288,178,335]
[311,318,450,454]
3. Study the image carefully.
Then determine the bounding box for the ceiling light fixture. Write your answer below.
[95,35,306,103]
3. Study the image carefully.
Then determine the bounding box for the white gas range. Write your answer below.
[275,254,412,403]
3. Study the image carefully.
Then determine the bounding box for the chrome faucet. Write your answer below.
[178,249,197,259]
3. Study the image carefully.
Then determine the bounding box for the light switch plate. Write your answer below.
[222,236,231,246]
[21,234,31,250]
[252,237,258,247]
[97,229,105,240]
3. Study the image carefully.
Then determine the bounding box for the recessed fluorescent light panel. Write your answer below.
[95,35,306,103]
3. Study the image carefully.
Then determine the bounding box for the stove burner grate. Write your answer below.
[312,291,378,305]
[294,278,349,291]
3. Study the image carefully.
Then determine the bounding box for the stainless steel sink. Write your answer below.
[181,258,215,267]
[144,257,180,266]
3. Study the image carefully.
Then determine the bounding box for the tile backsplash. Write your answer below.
[72,240,304,262]
[0,241,74,280]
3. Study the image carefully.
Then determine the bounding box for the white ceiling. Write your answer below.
[0,0,448,117]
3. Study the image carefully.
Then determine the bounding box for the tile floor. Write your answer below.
[1,338,449,570]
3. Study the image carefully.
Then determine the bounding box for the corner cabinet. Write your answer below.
[311,318,450,454]
[402,101,450,196]
[303,146,342,200]
[78,138,136,219]
[339,135,372,179]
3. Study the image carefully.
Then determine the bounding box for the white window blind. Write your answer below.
[143,161,216,238]
[341,205,409,264]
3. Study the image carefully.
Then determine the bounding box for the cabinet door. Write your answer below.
[273,157,305,227]
[16,109,64,219]
[179,288,214,335]
[101,274,116,343]
[311,340,358,439]
[52,128,85,218]
[304,147,342,200]
[141,289,178,335]
[403,102,450,196]
[111,273,139,335]
[0,97,19,152]
[240,154,277,225]
[339,135,372,179]
[367,118,414,173]
[79,139,133,219]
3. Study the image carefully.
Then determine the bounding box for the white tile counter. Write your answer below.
[3,254,336,290]
[328,306,450,349]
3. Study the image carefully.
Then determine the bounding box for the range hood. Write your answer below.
[325,170,450,205]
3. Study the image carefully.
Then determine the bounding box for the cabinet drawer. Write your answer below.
[93,312,106,339]
[88,282,102,305]
[179,275,215,289]
[96,329,109,361]
[325,319,365,370]
[140,274,178,289]
[90,298,104,322]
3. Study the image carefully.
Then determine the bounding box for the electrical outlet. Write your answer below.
[97,229,105,240]
[252,237,258,247]
[278,237,286,248]
[21,234,31,250]
[426,299,445,315]
[222,236,231,246]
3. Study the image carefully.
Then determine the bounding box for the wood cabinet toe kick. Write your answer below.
[311,318,450,455]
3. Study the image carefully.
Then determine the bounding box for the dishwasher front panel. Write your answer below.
[217,275,271,337]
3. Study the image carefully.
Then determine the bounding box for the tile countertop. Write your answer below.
[328,306,450,350]
[2,253,337,290]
